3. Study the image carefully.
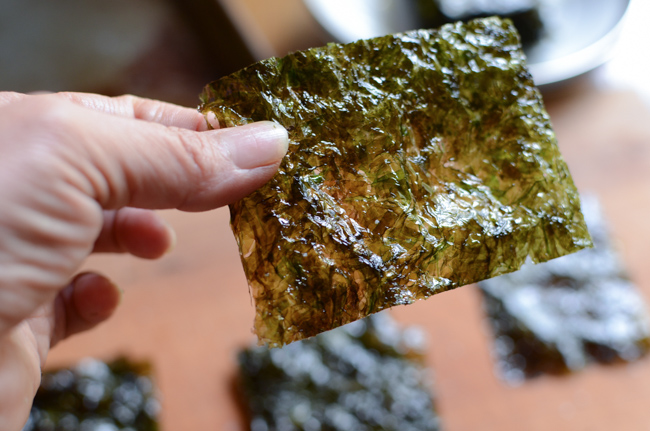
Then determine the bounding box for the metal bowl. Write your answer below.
[303,0,631,87]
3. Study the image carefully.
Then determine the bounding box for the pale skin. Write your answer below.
[0,92,289,431]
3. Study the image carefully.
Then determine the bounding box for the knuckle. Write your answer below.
[28,97,78,141]
[3,96,97,200]
[172,130,230,209]
[115,94,138,113]
[26,100,82,171]
[176,130,220,180]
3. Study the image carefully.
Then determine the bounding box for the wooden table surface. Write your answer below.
[37,1,650,429]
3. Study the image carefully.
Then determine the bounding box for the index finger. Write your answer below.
[55,92,211,131]
[0,91,210,131]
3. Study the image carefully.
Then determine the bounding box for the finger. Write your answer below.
[50,272,122,347]
[94,208,176,258]
[21,96,290,211]
[0,91,210,130]
[0,91,26,108]
[0,322,42,431]
[53,92,211,131]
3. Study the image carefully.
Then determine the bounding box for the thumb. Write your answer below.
[48,99,289,211]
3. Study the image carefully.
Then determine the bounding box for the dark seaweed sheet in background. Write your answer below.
[238,313,440,431]
[23,358,159,431]
[480,195,650,383]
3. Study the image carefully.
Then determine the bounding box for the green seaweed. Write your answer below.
[415,0,544,48]
[24,358,159,431]
[200,17,591,346]
[480,196,650,383]
[238,313,440,431]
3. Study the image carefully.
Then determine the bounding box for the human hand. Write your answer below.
[0,92,289,430]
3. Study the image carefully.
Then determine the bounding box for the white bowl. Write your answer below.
[303,0,631,86]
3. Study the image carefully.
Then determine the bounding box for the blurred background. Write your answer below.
[4,0,650,430]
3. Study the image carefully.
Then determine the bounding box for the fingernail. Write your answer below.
[117,287,124,306]
[223,121,289,170]
[165,223,177,255]
[205,111,220,129]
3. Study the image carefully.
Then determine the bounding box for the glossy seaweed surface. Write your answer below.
[480,196,650,383]
[201,17,591,346]
[23,358,159,431]
[415,0,544,48]
[238,313,440,431]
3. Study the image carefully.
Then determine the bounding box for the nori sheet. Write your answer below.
[23,358,159,431]
[237,313,440,431]
[480,196,650,383]
[200,17,591,346]
[415,0,544,48]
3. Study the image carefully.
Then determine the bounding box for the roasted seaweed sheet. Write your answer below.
[480,196,650,383]
[415,0,544,48]
[238,313,440,431]
[23,358,159,431]
[200,17,591,346]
